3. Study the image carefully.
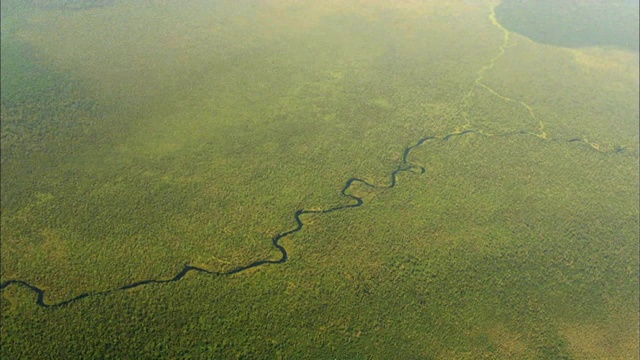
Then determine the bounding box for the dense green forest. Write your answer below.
[1,0,638,358]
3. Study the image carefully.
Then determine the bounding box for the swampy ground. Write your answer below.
[1,0,638,358]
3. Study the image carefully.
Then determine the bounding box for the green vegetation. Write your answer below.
[1,0,638,358]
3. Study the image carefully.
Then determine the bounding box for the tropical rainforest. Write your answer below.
[1,0,638,358]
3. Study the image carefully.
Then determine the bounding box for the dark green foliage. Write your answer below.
[1,1,638,359]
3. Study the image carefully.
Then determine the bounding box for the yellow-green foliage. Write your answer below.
[1,0,638,359]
